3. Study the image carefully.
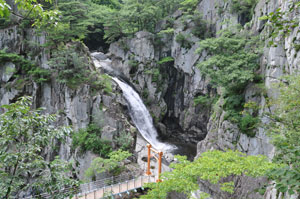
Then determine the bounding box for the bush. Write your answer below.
[0,50,51,83]
[194,95,210,106]
[85,150,132,179]
[49,45,90,88]
[176,33,192,49]
[231,0,258,24]
[114,131,134,151]
[141,150,279,199]
[157,56,174,65]
[72,124,112,158]
[197,29,262,136]
[191,13,213,39]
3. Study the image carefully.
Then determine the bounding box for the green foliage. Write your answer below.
[85,150,132,179]
[0,50,51,83]
[239,113,260,137]
[91,0,121,9]
[141,150,279,199]
[175,33,192,49]
[0,96,78,198]
[259,2,300,46]
[190,12,212,39]
[266,75,300,195]
[48,44,89,88]
[92,74,113,94]
[48,43,113,92]
[197,30,261,91]
[0,0,10,18]
[179,0,199,14]
[128,60,139,68]
[51,1,91,42]
[0,0,59,28]
[197,29,262,136]
[231,0,258,23]
[194,95,210,106]
[158,28,174,36]
[72,124,112,158]
[157,56,174,65]
[98,0,189,43]
[0,17,13,28]
[114,131,134,151]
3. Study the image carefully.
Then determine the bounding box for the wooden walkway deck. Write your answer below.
[24,173,157,199]
[74,175,157,199]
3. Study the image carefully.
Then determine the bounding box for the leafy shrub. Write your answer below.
[0,50,51,83]
[152,68,160,83]
[175,33,192,49]
[197,29,262,136]
[49,45,90,88]
[197,30,261,91]
[265,75,300,195]
[114,131,134,151]
[72,124,112,158]
[231,0,258,24]
[85,150,132,179]
[89,73,113,94]
[180,0,199,14]
[141,150,279,199]
[239,114,259,137]
[194,95,210,106]
[259,2,300,46]
[158,28,174,36]
[128,60,139,68]
[128,60,139,75]
[191,13,213,39]
[157,56,174,65]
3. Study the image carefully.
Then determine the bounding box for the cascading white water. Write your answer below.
[112,77,173,151]
[91,52,173,151]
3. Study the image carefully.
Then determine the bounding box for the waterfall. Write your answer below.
[112,78,173,151]
[91,52,173,151]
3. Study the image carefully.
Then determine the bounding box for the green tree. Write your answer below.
[0,0,59,28]
[85,150,131,179]
[0,96,78,198]
[197,30,261,92]
[259,2,300,46]
[266,75,300,195]
[197,29,262,136]
[91,0,121,8]
[231,0,258,24]
[99,0,188,43]
[141,150,279,199]
[72,124,112,158]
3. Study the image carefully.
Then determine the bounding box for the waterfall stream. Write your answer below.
[112,77,173,151]
[91,52,173,151]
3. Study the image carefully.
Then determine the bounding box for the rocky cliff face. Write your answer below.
[197,0,300,159]
[106,0,299,198]
[0,26,138,180]
[1,0,299,198]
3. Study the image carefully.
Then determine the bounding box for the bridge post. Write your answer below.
[157,151,163,182]
[146,144,152,175]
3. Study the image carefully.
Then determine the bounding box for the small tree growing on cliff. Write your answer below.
[0,96,78,198]
[266,75,300,195]
[141,150,279,199]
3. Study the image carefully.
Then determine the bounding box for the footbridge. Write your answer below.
[74,173,157,199]
[25,144,163,199]
[75,144,162,199]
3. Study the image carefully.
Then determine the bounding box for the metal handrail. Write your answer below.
[24,172,151,199]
